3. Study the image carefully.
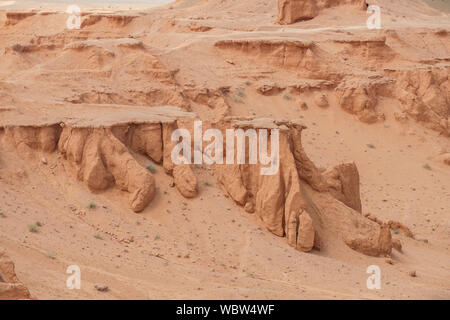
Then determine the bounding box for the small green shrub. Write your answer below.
[146,164,157,174]
[236,87,246,98]
[28,224,39,233]
[94,233,104,240]
[233,96,243,104]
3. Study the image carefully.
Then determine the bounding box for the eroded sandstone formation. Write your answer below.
[58,126,157,213]
[336,79,384,124]
[0,251,31,300]
[1,108,198,212]
[4,12,36,26]
[390,67,450,136]
[0,113,391,257]
[214,33,449,136]
[324,162,362,213]
[1,113,391,257]
[277,0,367,24]
[212,117,391,256]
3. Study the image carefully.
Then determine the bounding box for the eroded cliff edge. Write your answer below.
[1,108,393,257]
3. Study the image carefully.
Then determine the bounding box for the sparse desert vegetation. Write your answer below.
[28,224,39,233]
[146,164,157,174]
[0,0,449,301]
[94,233,104,240]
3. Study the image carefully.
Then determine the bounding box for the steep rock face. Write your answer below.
[4,12,36,26]
[0,115,391,257]
[344,223,392,257]
[391,67,450,136]
[1,114,199,212]
[336,80,382,124]
[297,211,316,252]
[213,118,391,256]
[277,0,366,24]
[324,162,362,213]
[58,127,156,213]
[277,0,319,24]
[214,40,319,73]
[111,124,163,164]
[214,31,447,136]
[216,164,248,206]
[213,119,308,246]
[289,123,328,192]
[332,36,398,67]
[0,251,31,300]
[80,14,138,29]
[161,121,198,198]
[3,125,61,154]
[305,190,392,257]
[173,164,198,198]
[60,120,199,209]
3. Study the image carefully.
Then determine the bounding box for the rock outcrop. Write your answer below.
[4,12,36,26]
[297,211,316,252]
[213,117,391,256]
[59,127,157,213]
[1,107,198,212]
[0,251,31,300]
[173,164,198,198]
[390,67,450,136]
[336,79,383,124]
[214,39,318,72]
[277,0,319,24]
[80,14,138,29]
[0,110,392,257]
[277,0,367,25]
[345,223,392,257]
[324,162,362,213]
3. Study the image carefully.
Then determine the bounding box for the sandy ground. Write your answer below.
[0,0,449,299]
